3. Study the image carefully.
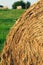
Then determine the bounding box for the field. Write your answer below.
[0,9,25,52]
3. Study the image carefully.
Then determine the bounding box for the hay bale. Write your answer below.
[17,6,22,9]
[1,0,43,65]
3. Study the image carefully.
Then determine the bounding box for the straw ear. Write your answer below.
[38,0,42,1]
[40,0,43,3]
[39,0,42,1]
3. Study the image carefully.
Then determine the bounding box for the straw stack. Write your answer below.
[1,0,43,65]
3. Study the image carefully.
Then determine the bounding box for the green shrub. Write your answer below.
[12,1,26,9]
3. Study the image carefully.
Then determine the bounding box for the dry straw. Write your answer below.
[1,0,43,65]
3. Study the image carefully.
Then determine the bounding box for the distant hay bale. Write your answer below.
[0,5,8,9]
[1,0,43,65]
[17,6,22,9]
[0,5,3,9]
[3,6,8,9]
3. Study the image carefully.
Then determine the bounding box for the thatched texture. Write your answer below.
[1,0,43,65]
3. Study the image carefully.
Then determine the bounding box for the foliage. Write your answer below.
[12,1,31,9]
[0,9,25,52]
[12,1,26,9]
[26,1,31,9]
[0,5,3,7]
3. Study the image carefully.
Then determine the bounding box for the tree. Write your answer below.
[0,5,3,7]
[26,1,31,9]
[12,1,26,9]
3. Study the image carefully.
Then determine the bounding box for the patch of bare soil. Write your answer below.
[1,0,43,65]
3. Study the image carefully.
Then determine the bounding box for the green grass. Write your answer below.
[0,9,25,52]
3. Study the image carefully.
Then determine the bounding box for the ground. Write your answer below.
[0,9,25,52]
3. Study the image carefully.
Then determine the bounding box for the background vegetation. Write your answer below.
[12,1,31,9]
[0,9,25,52]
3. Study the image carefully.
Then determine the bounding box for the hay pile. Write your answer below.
[1,0,43,65]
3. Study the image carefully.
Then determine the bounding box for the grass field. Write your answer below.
[0,9,25,52]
